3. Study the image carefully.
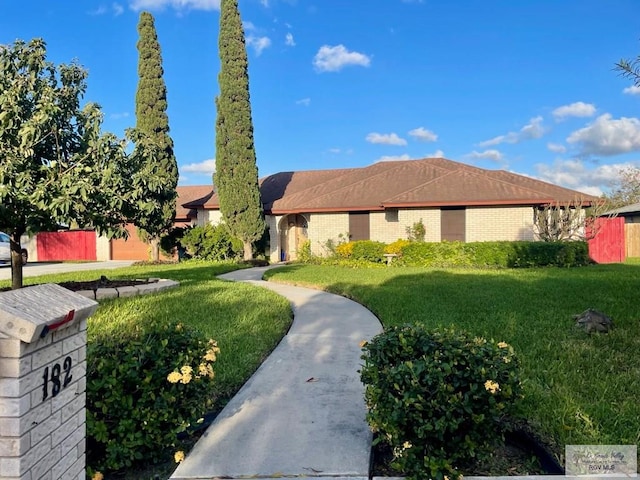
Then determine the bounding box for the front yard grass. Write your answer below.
[264,263,640,466]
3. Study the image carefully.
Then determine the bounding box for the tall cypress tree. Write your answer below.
[134,11,178,261]
[215,0,265,260]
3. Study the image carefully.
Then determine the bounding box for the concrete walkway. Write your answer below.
[170,266,383,480]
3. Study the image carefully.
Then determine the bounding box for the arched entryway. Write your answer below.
[279,214,309,261]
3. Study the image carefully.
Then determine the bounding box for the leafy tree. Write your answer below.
[605,166,640,209]
[215,0,265,260]
[134,11,178,262]
[0,39,131,289]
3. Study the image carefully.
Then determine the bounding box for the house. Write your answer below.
[198,157,597,263]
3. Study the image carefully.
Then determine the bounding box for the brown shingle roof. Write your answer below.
[175,186,214,221]
[202,158,596,213]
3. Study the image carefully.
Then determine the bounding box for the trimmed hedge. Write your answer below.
[395,241,590,268]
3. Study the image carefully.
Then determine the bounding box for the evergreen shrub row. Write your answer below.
[324,240,590,268]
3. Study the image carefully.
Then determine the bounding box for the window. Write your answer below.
[349,212,370,241]
[441,208,465,241]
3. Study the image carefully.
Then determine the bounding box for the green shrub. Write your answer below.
[360,325,523,480]
[87,319,219,472]
[335,241,354,258]
[396,240,591,268]
[351,240,386,263]
[384,239,411,255]
[509,241,590,267]
[297,239,313,262]
[180,224,243,261]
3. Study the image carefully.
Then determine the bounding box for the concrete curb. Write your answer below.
[74,278,179,300]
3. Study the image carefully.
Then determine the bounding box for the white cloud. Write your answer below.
[567,114,640,156]
[366,132,407,146]
[313,44,371,73]
[534,159,638,195]
[376,154,413,162]
[547,142,567,153]
[552,102,596,121]
[623,85,640,95]
[425,149,444,158]
[328,148,341,154]
[109,112,130,120]
[464,149,503,162]
[242,21,256,31]
[129,0,219,11]
[295,97,310,106]
[260,0,269,6]
[246,36,271,56]
[285,32,295,46]
[479,116,544,147]
[182,159,216,175]
[90,4,123,15]
[408,126,437,142]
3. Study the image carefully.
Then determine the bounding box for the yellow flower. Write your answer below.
[403,441,412,449]
[503,356,511,363]
[180,372,192,384]
[174,450,185,463]
[167,371,182,384]
[359,339,368,348]
[180,365,193,376]
[204,350,217,362]
[92,473,104,480]
[497,341,509,348]
[198,363,215,378]
[484,380,500,394]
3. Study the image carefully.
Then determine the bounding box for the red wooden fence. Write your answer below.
[588,217,625,263]
[37,230,97,261]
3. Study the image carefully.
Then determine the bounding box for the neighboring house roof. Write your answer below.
[202,157,596,214]
[175,185,214,222]
[601,202,640,217]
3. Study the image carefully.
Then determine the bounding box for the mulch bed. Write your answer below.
[57,276,158,292]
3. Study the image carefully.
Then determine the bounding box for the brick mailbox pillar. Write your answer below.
[0,284,98,480]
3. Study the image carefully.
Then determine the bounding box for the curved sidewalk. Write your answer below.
[170,266,383,480]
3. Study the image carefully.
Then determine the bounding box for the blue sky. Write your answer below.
[2,0,640,195]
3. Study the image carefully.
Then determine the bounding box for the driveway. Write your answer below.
[0,261,136,281]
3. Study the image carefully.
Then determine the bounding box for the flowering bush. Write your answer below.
[360,325,523,480]
[384,239,411,255]
[87,319,219,472]
[335,241,354,258]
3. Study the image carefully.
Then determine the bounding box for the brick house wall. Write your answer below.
[466,206,535,242]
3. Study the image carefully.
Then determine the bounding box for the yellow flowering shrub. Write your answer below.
[361,326,522,479]
[87,319,219,473]
[384,239,411,255]
[335,241,354,258]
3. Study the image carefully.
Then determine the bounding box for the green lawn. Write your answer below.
[264,263,640,463]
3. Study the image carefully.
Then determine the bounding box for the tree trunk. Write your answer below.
[150,236,160,262]
[10,230,24,290]
[243,240,253,261]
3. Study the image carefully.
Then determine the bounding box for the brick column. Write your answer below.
[0,284,97,480]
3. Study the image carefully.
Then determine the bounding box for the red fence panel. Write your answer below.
[37,231,97,261]
[588,217,625,263]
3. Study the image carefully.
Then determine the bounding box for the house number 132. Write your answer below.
[42,356,73,402]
